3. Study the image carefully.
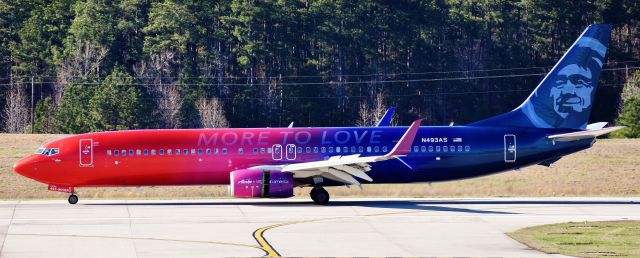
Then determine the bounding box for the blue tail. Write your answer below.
[471,24,611,129]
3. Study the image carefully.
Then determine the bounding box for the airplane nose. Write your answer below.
[13,155,37,178]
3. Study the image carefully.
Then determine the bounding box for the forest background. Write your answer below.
[1,0,639,134]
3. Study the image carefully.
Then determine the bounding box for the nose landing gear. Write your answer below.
[68,194,78,204]
[310,186,330,205]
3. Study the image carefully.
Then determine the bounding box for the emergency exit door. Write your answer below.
[79,139,93,167]
[504,134,516,162]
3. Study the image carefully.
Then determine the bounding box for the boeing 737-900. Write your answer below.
[13,24,623,204]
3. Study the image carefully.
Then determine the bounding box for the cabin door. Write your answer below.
[272,144,282,160]
[286,144,297,160]
[79,139,93,167]
[504,134,516,163]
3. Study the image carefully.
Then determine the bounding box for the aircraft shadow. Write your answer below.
[87,200,516,214]
[86,198,639,215]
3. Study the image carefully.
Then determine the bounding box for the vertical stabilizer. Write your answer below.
[471,24,611,129]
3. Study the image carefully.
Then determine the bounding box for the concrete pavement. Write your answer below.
[0,197,638,257]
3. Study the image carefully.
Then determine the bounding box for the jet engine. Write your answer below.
[229,169,294,198]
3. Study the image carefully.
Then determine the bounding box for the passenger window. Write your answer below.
[350,146,355,153]
[436,146,441,152]
[159,149,164,155]
[207,148,212,155]
[114,150,119,156]
[191,149,196,155]
[183,149,188,155]
[151,149,156,155]
[267,148,272,154]
[450,146,455,152]
[374,146,379,152]
[366,146,371,152]
[328,147,333,153]
[260,148,265,154]
[429,146,434,152]
[314,147,319,153]
[121,150,126,157]
[168,149,173,155]
[215,148,219,154]
[382,146,388,152]
[458,146,462,152]
[421,146,426,152]
[144,149,149,156]
[176,149,180,155]
[238,148,243,154]
[443,146,448,152]
[297,147,302,153]
[107,150,112,156]
[465,145,470,152]
[253,148,258,154]
[222,148,227,154]
[413,146,419,152]
[321,147,326,153]
[358,146,363,152]
[305,147,311,153]
[343,147,348,153]
[335,147,340,153]
[137,149,141,155]
[129,149,134,156]
[198,149,203,155]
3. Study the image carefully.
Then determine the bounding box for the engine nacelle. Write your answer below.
[229,169,294,198]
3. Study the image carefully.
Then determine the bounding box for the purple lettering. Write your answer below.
[241,132,254,145]
[197,133,218,146]
[294,131,312,145]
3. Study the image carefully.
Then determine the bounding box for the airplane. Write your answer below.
[13,24,623,205]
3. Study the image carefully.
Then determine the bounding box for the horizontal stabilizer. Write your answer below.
[547,126,624,142]
[586,122,607,130]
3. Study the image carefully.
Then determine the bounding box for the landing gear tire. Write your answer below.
[68,194,78,205]
[310,187,318,202]
[310,187,329,205]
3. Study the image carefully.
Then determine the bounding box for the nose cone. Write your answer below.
[13,155,39,179]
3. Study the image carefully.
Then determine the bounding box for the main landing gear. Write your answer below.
[68,194,78,204]
[310,186,330,205]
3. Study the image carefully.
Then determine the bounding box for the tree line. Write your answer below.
[0,0,639,134]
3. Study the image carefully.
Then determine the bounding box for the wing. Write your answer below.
[375,106,396,127]
[251,119,423,187]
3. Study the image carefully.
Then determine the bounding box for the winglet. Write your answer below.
[375,106,396,126]
[385,119,422,157]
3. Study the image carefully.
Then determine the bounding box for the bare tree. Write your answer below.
[2,84,30,133]
[621,71,640,104]
[157,84,183,128]
[195,96,229,128]
[356,93,388,126]
[55,42,108,105]
[135,51,183,128]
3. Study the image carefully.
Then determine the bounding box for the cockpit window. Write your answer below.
[36,148,59,156]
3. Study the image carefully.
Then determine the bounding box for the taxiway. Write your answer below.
[0,197,638,257]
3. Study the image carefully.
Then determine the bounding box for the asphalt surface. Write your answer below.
[0,197,638,257]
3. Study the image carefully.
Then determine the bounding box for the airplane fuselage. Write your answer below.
[15,126,592,188]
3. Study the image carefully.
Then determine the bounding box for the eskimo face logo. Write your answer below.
[550,64,594,118]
